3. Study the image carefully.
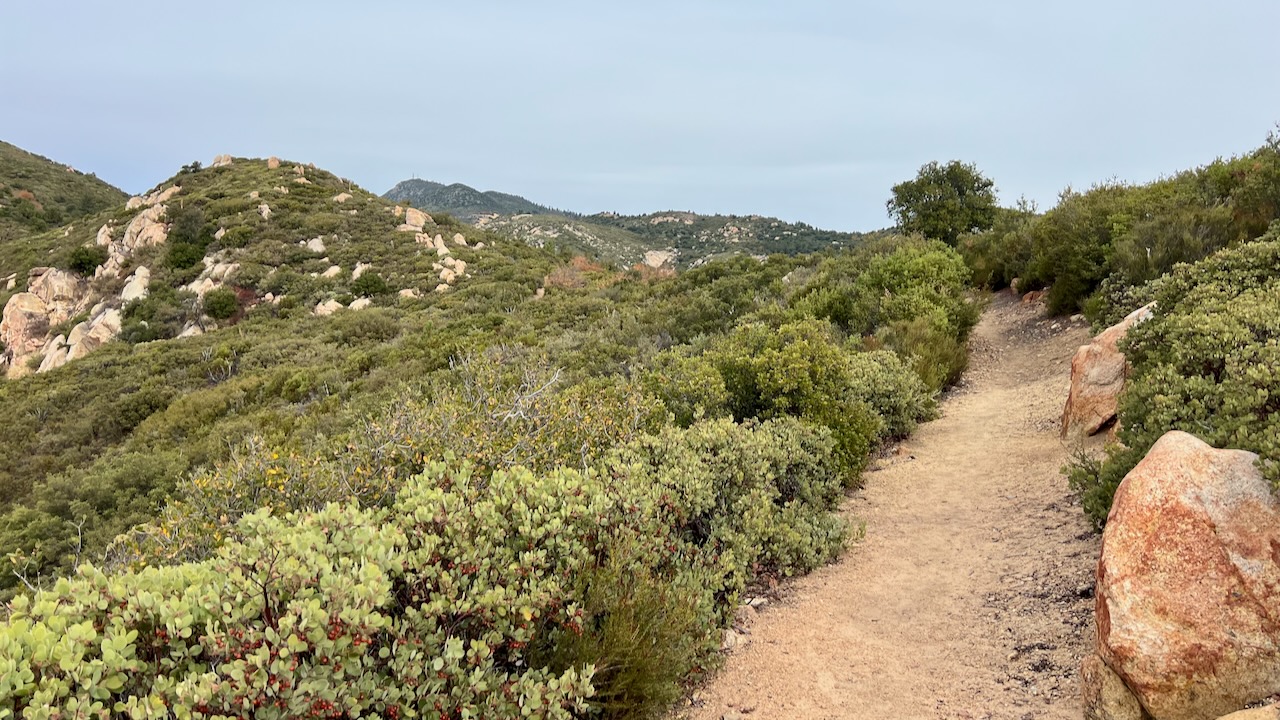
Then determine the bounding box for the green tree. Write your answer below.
[887,160,998,245]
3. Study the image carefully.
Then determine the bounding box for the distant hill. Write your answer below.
[382,179,553,220]
[384,176,874,268]
[0,140,127,243]
[478,210,875,269]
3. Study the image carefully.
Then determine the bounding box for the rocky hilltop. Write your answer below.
[0,154,499,379]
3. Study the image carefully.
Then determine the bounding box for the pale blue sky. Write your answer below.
[3,1,1278,231]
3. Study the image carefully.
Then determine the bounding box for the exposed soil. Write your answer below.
[682,292,1103,720]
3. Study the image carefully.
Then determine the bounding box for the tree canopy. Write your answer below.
[887,160,998,245]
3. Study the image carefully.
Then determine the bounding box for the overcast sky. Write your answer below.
[3,1,1278,231]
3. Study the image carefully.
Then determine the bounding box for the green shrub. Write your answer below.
[164,240,206,270]
[1068,240,1280,526]
[708,318,882,481]
[2,437,848,719]
[202,287,239,320]
[612,417,847,589]
[65,245,107,275]
[1,468,603,719]
[964,136,1280,316]
[327,308,400,346]
[351,271,390,297]
[640,347,730,427]
[874,315,970,392]
[846,349,936,438]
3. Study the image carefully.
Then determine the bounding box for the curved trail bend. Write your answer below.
[686,294,1101,720]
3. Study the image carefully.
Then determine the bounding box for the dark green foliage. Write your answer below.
[960,134,1280,315]
[120,284,197,343]
[350,270,390,297]
[163,205,210,269]
[201,287,238,320]
[887,160,998,245]
[64,245,107,275]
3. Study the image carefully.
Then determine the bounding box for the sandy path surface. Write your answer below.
[683,293,1102,720]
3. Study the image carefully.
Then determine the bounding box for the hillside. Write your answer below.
[478,210,872,269]
[0,141,127,244]
[383,176,871,268]
[0,147,992,720]
[382,178,553,220]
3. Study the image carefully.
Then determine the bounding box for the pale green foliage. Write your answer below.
[708,318,883,479]
[114,349,664,566]
[614,417,847,594]
[846,350,936,439]
[1,422,856,718]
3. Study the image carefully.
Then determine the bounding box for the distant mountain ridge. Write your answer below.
[382,179,554,221]
[384,176,872,268]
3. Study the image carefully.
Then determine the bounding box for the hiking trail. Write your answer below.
[684,293,1102,720]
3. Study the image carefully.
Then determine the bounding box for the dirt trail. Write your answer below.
[685,293,1102,720]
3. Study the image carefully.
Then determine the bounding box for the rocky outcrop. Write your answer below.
[1093,431,1280,720]
[211,154,233,168]
[352,262,371,280]
[0,269,98,377]
[258,204,272,220]
[267,156,281,169]
[98,204,170,279]
[66,307,121,361]
[313,299,343,316]
[405,207,431,228]
[348,298,372,311]
[305,236,327,254]
[184,260,240,298]
[29,268,90,325]
[120,266,150,303]
[124,184,180,211]
[333,192,353,204]
[398,207,432,233]
[37,334,69,373]
[122,205,168,253]
[1061,303,1156,439]
[643,249,677,269]
[1,293,52,377]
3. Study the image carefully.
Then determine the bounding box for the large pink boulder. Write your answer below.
[1096,431,1280,720]
[1061,302,1155,438]
[0,292,51,377]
